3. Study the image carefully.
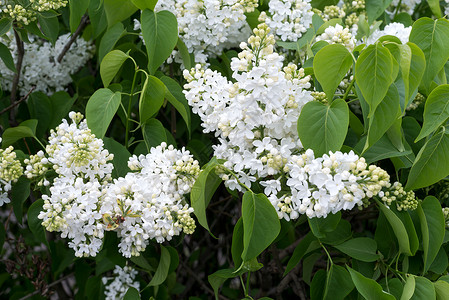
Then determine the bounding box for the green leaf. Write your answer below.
[231,218,244,268]
[365,0,393,24]
[376,199,411,255]
[311,269,327,300]
[334,237,379,262]
[208,268,236,300]
[88,0,108,38]
[100,50,130,87]
[417,196,445,274]
[409,18,449,95]
[321,219,352,245]
[406,128,449,190]
[355,43,394,117]
[313,44,353,100]
[316,18,343,35]
[190,157,222,233]
[98,22,126,63]
[69,0,89,33]
[176,38,192,70]
[392,206,419,255]
[86,88,121,139]
[123,287,141,300]
[131,0,158,10]
[11,177,30,223]
[308,211,341,239]
[434,280,449,300]
[410,277,436,300]
[103,0,138,27]
[0,18,12,36]
[297,99,349,156]
[241,191,281,261]
[142,118,167,152]
[49,92,75,130]
[284,232,316,276]
[146,245,170,287]
[141,9,178,74]
[355,135,412,164]
[0,42,16,72]
[401,275,415,300]
[416,84,449,141]
[160,76,191,137]
[139,75,165,124]
[1,119,38,148]
[37,14,59,44]
[28,92,53,137]
[27,199,49,248]
[405,43,426,107]
[428,0,442,18]
[364,84,401,152]
[347,266,395,300]
[103,137,131,178]
[323,264,354,300]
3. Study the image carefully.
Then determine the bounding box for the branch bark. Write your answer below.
[57,15,90,63]
[9,28,25,126]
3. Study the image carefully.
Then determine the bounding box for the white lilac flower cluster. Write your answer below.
[366,22,411,45]
[0,33,94,96]
[388,0,422,15]
[33,113,198,257]
[100,142,199,258]
[0,138,23,206]
[183,24,398,219]
[0,0,68,24]
[316,23,356,51]
[102,265,140,300]
[37,112,114,257]
[446,0,449,17]
[259,0,314,42]
[135,0,258,65]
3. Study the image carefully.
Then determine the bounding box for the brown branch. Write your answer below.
[18,273,74,300]
[57,15,90,63]
[0,86,35,116]
[9,28,25,126]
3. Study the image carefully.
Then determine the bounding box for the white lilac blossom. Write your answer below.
[315,23,356,51]
[183,23,398,219]
[366,22,411,45]
[184,23,313,191]
[103,265,140,300]
[135,0,257,65]
[389,0,422,15]
[38,112,114,257]
[0,0,68,24]
[0,33,94,96]
[0,138,23,206]
[100,143,199,257]
[259,0,314,42]
[446,0,449,17]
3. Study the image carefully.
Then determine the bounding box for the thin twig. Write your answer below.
[9,27,25,126]
[0,86,35,115]
[18,273,74,300]
[57,15,90,63]
[4,207,14,231]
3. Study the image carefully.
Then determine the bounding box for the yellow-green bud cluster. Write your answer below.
[24,151,51,186]
[311,91,328,104]
[406,93,426,111]
[380,182,419,211]
[345,12,360,28]
[0,146,23,183]
[322,5,346,20]
[343,0,365,13]
[1,0,67,25]
[175,205,196,234]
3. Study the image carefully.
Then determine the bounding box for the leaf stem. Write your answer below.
[125,69,138,148]
[343,78,355,101]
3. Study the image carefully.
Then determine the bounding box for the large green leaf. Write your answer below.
[364,84,401,152]
[308,211,341,239]
[37,14,59,44]
[355,135,412,164]
[142,118,167,152]
[323,264,354,300]
[334,237,379,262]
[347,266,395,300]
[208,268,236,300]
[131,0,157,10]
[355,43,394,117]
[28,92,53,138]
[139,75,166,124]
[406,128,449,190]
[145,245,170,288]
[284,232,316,275]
[365,0,393,24]
[428,0,442,18]
[1,119,38,148]
[376,199,411,255]
[190,157,222,233]
[49,92,75,130]
[68,0,89,33]
[100,50,130,87]
[0,18,12,36]
[88,0,108,38]
[416,84,449,141]
[417,197,445,274]
[160,76,192,136]
[0,42,16,72]
[409,18,449,95]
[410,277,436,300]
[98,22,126,63]
[103,0,138,27]
[241,191,281,261]
[401,275,416,300]
[86,88,121,139]
[103,137,131,178]
[297,99,349,156]
[27,199,49,248]
[123,287,140,300]
[313,44,353,100]
[141,9,178,74]
[11,177,30,223]
[434,280,449,300]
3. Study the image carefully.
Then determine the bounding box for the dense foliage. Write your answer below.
[2,0,449,299]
